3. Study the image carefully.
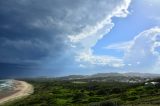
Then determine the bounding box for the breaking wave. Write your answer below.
[0,80,14,92]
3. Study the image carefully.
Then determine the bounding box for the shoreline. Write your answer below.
[0,80,34,105]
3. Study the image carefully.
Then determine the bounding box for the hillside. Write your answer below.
[3,75,160,106]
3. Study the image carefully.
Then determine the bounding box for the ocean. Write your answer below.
[0,80,14,92]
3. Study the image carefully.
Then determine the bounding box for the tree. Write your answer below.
[72,91,86,103]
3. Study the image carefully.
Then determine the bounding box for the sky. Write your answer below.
[0,0,160,78]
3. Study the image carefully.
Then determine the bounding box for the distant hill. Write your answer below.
[122,72,160,78]
[56,75,87,80]
[89,73,122,78]
[89,72,160,78]
[57,72,160,80]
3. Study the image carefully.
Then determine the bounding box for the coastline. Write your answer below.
[0,80,34,105]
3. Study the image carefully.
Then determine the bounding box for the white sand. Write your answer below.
[0,80,33,105]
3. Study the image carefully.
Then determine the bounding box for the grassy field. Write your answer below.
[3,78,160,106]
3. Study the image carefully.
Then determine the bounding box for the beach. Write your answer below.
[0,80,33,105]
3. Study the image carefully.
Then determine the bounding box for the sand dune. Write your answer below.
[0,80,33,105]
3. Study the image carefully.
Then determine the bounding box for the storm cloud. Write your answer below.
[0,0,131,77]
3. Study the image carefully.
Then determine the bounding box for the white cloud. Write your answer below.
[68,0,131,68]
[68,0,131,47]
[68,18,113,44]
[106,27,160,72]
[76,50,125,68]
[79,64,86,68]
[136,61,141,65]
[149,16,160,22]
[105,41,132,51]
[128,64,132,66]
[124,27,160,64]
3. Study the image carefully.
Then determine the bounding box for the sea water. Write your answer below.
[0,80,14,92]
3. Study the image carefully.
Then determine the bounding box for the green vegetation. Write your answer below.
[3,78,160,106]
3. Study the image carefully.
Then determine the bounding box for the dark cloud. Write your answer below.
[0,63,36,78]
[0,0,128,77]
[0,0,71,77]
[0,0,69,64]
